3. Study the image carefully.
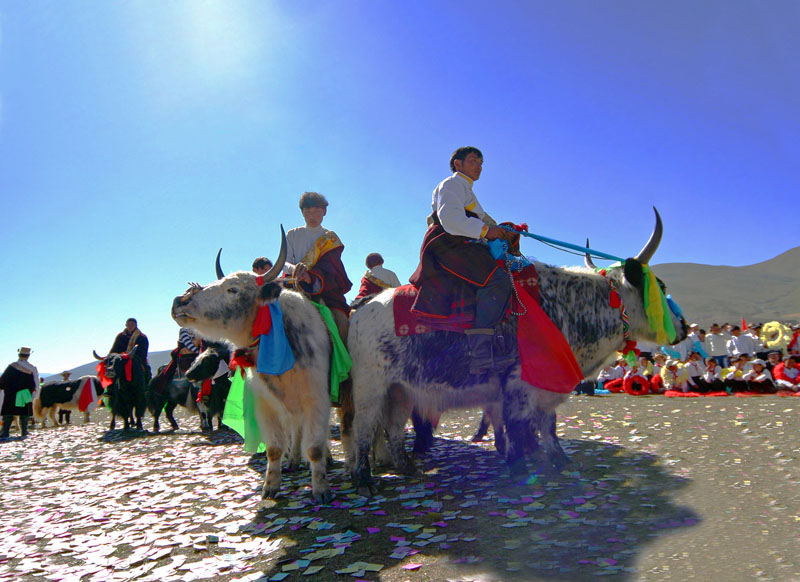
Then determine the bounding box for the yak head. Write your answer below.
[93,346,139,381]
[186,342,231,384]
[172,227,287,348]
[585,208,688,346]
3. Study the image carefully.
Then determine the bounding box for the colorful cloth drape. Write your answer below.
[642,266,677,345]
[310,301,352,404]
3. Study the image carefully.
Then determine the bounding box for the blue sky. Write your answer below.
[1,1,798,374]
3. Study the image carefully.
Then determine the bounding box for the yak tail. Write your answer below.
[32,396,43,420]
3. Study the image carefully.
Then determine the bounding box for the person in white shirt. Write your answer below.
[704,323,729,368]
[724,354,750,392]
[684,351,704,390]
[743,358,775,393]
[408,147,515,375]
[353,253,403,301]
[726,326,754,359]
[697,357,724,393]
[282,192,352,340]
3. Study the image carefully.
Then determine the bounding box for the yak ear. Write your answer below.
[259,282,282,302]
[623,258,644,291]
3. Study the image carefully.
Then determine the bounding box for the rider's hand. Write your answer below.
[485,226,507,240]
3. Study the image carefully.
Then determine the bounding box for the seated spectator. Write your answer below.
[650,353,667,393]
[637,356,654,378]
[766,350,782,372]
[696,357,725,393]
[662,359,689,392]
[684,351,704,391]
[743,358,775,393]
[598,360,625,392]
[773,355,800,391]
[623,363,651,395]
[724,354,750,393]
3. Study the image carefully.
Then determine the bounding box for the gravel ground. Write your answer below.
[1,394,799,582]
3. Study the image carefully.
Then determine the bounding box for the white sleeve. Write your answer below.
[435,180,488,239]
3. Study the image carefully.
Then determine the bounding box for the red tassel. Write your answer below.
[609,289,621,308]
[251,304,272,337]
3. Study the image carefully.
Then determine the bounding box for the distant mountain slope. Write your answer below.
[652,247,800,326]
[44,350,173,382]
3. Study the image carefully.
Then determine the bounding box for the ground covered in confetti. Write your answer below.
[2,395,799,582]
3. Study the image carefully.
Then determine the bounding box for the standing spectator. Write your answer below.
[58,371,72,425]
[252,257,273,275]
[0,347,39,440]
[686,324,708,360]
[704,323,729,368]
[747,324,769,360]
[110,318,151,382]
[726,326,755,359]
[354,253,403,301]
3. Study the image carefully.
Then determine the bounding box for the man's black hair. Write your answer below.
[449,146,483,173]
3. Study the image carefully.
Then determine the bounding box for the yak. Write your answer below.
[346,209,687,492]
[171,230,335,504]
[93,347,148,431]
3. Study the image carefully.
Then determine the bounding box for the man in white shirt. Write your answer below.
[282,192,352,340]
[409,147,515,375]
[704,323,729,367]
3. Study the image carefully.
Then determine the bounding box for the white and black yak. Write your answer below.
[346,209,687,492]
[33,376,103,428]
[170,229,336,504]
[184,342,232,432]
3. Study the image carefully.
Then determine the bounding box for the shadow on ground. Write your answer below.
[239,433,699,581]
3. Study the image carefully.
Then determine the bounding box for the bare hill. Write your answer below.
[652,247,800,326]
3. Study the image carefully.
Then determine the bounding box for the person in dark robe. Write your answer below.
[0,347,39,440]
[409,146,515,374]
[354,253,402,301]
[109,318,151,382]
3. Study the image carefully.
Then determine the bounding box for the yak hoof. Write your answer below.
[507,457,528,476]
[313,488,333,505]
[285,460,301,474]
[356,482,378,498]
[262,485,280,500]
[549,451,570,470]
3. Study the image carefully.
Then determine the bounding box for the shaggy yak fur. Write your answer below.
[171,268,335,505]
[346,256,687,492]
[97,349,148,432]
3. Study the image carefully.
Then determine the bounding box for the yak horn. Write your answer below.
[634,207,663,265]
[215,248,225,280]
[260,225,287,284]
[93,350,104,361]
[584,238,597,269]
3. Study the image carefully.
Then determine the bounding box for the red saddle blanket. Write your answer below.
[393,265,582,394]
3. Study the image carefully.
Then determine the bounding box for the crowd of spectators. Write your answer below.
[579,321,800,396]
